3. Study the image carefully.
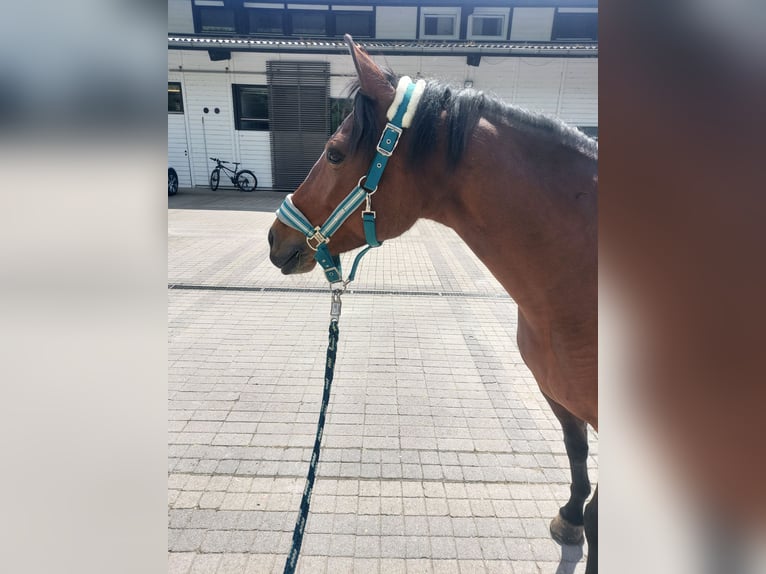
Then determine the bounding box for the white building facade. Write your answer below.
[168,0,597,189]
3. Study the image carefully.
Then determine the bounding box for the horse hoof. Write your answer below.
[550,513,585,545]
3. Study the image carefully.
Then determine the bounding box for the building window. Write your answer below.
[198,6,236,33]
[248,9,284,34]
[467,10,509,40]
[333,12,373,37]
[472,16,501,36]
[291,11,327,36]
[233,85,270,131]
[425,15,454,36]
[421,8,460,39]
[168,83,184,114]
[552,9,598,41]
[193,3,375,38]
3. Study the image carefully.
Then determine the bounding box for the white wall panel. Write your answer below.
[557,59,598,126]
[475,57,597,127]
[376,6,418,39]
[168,114,193,187]
[416,56,466,85]
[379,55,467,85]
[472,58,519,101]
[168,0,195,35]
[168,50,183,70]
[181,72,237,187]
[168,71,193,187]
[512,58,564,116]
[177,50,231,72]
[231,51,270,74]
[510,7,555,41]
[236,131,273,188]
[367,54,420,79]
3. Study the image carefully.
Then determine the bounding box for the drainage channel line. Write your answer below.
[168,283,511,300]
[169,472,573,486]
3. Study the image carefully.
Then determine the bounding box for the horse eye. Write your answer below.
[326,149,344,164]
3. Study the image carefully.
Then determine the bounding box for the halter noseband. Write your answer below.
[276,76,425,286]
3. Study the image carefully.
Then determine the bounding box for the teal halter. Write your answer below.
[276,77,423,286]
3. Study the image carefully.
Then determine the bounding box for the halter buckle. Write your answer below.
[306,227,328,251]
[376,123,402,157]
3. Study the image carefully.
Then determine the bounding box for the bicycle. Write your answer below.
[209,158,257,192]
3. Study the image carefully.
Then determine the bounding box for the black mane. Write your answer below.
[345,74,598,168]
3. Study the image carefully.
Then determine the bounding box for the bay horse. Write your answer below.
[268,36,598,573]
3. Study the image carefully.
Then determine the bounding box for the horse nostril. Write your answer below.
[268,228,274,247]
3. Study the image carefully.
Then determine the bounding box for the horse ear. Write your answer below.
[344,34,395,105]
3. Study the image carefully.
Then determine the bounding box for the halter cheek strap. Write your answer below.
[276,76,425,285]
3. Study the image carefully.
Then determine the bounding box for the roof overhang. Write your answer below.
[168,36,598,58]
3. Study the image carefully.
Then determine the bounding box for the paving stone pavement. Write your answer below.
[169,189,598,574]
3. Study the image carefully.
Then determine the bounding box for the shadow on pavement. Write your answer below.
[168,187,288,213]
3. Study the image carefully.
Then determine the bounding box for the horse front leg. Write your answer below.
[545,396,592,546]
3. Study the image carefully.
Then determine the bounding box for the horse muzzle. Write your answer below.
[268,223,317,275]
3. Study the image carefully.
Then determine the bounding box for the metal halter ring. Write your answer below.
[358,175,378,195]
[306,227,328,251]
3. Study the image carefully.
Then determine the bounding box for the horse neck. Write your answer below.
[422,121,598,322]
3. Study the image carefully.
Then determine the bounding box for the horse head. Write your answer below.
[268,35,425,275]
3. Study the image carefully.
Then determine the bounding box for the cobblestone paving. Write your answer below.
[169,189,597,573]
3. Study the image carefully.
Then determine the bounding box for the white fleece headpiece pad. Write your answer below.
[386,76,426,129]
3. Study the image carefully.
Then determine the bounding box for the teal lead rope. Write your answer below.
[283,291,342,574]
[278,76,423,573]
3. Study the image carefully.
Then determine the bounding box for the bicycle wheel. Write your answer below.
[236,170,257,192]
[210,168,220,191]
